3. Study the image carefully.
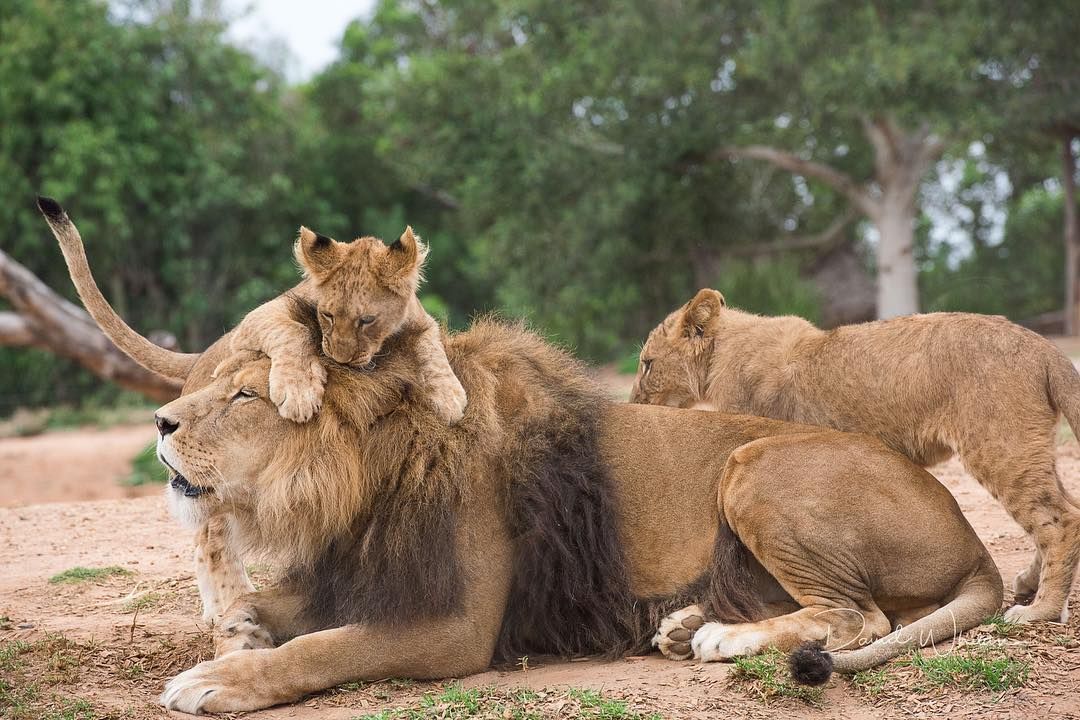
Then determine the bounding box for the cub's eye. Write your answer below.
[232,388,258,401]
[642,359,653,376]
[359,315,376,326]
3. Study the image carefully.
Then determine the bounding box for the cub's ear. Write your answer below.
[384,226,429,291]
[683,288,726,337]
[294,226,343,280]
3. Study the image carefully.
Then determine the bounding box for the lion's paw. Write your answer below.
[161,652,279,714]
[430,378,468,425]
[215,608,274,657]
[1003,601,1069,624]
[652,605,706,660]
[269,359,327,422]
[691,622,768,662]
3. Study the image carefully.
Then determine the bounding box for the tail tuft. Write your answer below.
[36,196,67,222]
[788,642,833,686]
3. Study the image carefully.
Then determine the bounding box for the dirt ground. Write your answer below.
[2,424,1080,719]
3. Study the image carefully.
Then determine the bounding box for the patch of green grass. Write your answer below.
[982,613,1023,638]
[850,667,890,696]
[39,698,96,720]
[48,566,133,585]
[44,402,155,431]
[121,592,163,613]
[0,640,31,671]
[731,648,825,705]
[903,647,1029,691]
[125,441,166,486]
[352,684,660,720]
[0,678,40,719]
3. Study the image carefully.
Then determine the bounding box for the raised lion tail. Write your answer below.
[36,196,199,383]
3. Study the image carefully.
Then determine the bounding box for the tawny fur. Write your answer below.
[228,225,467,424]
[632,288,1080,623]
[44,201,1003,713]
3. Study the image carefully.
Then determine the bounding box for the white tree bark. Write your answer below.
[721,115,944,319]
[1063,135,1079,335]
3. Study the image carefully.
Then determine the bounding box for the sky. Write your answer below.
[227,0,377,80]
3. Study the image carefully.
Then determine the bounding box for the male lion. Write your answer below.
[631,288,1080,624]
[40,198,1002,714]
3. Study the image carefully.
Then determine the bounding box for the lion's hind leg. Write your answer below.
[691,604,890,665]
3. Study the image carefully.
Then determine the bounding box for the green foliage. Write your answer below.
[48,566,133,585]
[715,258,822,323]
[903,647,1029,691]
[353,684,660,720]
[125,441,166,486]
[731,648,825,705]
[1,0,1078,409]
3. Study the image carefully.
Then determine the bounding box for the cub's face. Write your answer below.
[298,226,426,367]
[154,354,288,528]
[630,312,698,407]
[630,288,726,407]
[316,276,410,367]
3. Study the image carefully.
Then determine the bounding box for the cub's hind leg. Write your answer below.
[963,445,1080,623]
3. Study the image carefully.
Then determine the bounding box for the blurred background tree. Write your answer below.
[0,0,1077,414]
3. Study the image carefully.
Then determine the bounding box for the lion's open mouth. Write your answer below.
[159,455,212,498]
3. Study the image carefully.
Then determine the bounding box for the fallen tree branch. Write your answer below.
[0,248,183,402]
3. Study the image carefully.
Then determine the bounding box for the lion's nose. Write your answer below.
[155,414,179,437]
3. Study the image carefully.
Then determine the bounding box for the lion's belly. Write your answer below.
[598,404,780,597]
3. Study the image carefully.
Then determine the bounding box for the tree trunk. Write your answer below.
[0,248,183,402]
[720,115,943,320]
[1063,135,1079,335]
[875,198,920,318]
[863,117,944,319]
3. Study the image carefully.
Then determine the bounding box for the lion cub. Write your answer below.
[632,288,1080,625]
[230,226,466,424]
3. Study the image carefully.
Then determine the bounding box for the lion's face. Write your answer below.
[155,354,287,528]
[630,288,725,407]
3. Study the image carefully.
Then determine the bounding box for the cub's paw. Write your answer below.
[691,622,768,662]
[161,652,276,714]
[430,378,468,425]
[214,608,274,657]
[1003,601,1069,624]
[652,605,706,660]
[269,359,327,422]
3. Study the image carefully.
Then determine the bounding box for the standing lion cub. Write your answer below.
[230,226,466,424]
[632,288,1080,624]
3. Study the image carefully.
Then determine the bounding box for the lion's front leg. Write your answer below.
[194,515,255,624]
[213,586,309,658]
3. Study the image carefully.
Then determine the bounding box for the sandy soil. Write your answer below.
[2,427,1080,719]
[0,424,159,508]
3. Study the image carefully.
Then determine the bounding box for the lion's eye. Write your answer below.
[320,311,334,326]
[232,388,257,401]
[359,315,376,326]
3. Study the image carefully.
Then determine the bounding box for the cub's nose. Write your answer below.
[155,414,179,437]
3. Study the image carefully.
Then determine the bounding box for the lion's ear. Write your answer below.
[384,226,428,291]
[294,227,343,280]
[683,288,725,337]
